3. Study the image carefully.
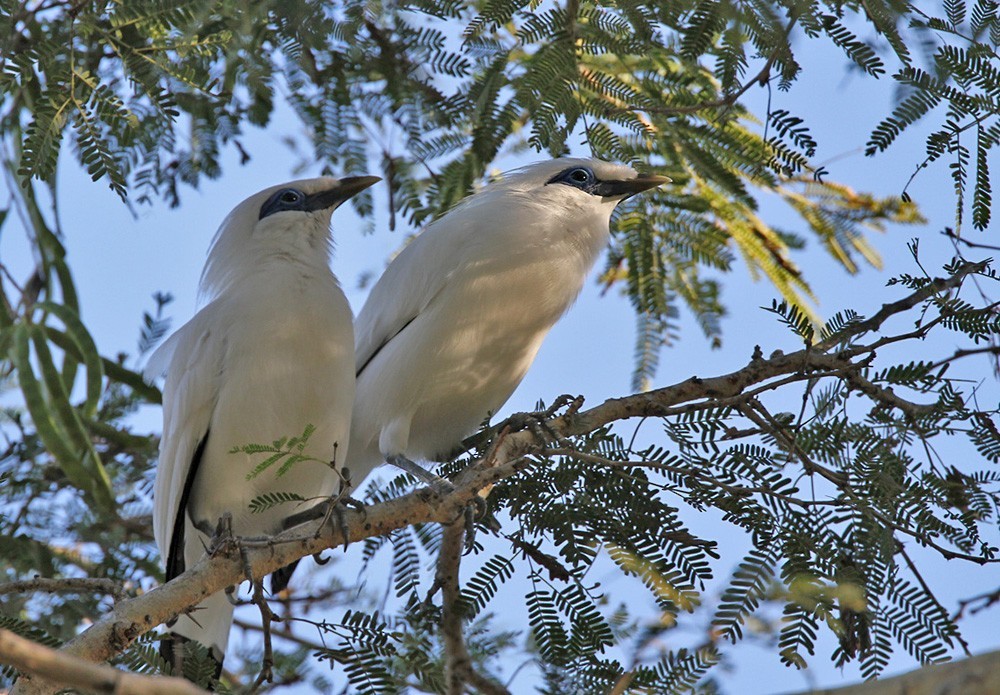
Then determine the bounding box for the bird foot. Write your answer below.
[200,512,238,559]
[282,493,364,547]
[502,394,584,445]
[318,496,352,550]
[268,492,365,593]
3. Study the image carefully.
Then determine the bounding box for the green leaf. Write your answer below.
[36,302,105,419]
[248,491,307,514]
[28,325,115,514]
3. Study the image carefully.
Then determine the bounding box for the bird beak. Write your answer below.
[305,175,381,212]
[597,174,671,199]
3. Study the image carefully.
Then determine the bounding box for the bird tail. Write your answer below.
[160,590,233,686]
[269,559,301,594]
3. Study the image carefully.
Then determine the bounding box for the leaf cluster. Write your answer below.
[864,1,1000,232]
[1,0,930,387]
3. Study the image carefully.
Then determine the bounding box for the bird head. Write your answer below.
[200,175,380,299]
[477,157,668,220]
[452,158,668,257]
[255,176,382,223]
[544,159,670,203]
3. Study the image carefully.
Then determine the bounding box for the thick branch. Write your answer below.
[14,490,476,690]
[435,524,510,695]
[438,523,470,695]
[0,628,207,695]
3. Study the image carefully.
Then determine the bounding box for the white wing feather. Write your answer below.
[150,304,226,560]
[354,235,451,374]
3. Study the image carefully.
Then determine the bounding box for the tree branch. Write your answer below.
[824,261,988,352]
[0,628,207,695]
[794,648,1000,695]
[434,523,509,695]
[954,586,1000,620]
[0,577,124,600]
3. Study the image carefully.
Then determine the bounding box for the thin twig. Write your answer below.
[234,617,328,653]
[739,398,994,565]
[821,261,988,352]
[738,399,846,486]
[898,544,972,656]
[928,346,1000,371]
[943,227,1000,252]
[547,448,842,510]
[953,586,1000,620]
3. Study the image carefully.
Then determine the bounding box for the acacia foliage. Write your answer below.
[0,0,999,693]
[2,0,932,389]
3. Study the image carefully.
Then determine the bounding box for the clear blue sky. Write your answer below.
[4,27,997,694]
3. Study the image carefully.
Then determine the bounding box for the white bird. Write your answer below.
[346,158,668,487]
[147,175,378,675]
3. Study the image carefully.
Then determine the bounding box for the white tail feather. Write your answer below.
[168,589,234,664]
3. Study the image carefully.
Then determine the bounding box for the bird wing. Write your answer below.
[354,188,529,376]
[354,236,453,378]
[143,327,182,381]
[151,304,228,567]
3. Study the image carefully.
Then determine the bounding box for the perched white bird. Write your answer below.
[347,158,668,486]
[148,175,378,675]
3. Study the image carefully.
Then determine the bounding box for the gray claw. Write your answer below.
[462,497,489,554]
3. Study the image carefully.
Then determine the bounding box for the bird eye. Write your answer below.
[259,187,309,219]
[545,165,599,191]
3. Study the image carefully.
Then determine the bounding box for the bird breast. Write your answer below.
[188,274,355,534]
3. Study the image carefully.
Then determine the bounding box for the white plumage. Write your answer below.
[346,157,668,484]
[148,175,377,669]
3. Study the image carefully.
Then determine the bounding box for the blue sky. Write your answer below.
[4,24,998,694]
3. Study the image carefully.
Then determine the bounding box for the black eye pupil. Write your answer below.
[571,170,588,182]
[282,191,299,203]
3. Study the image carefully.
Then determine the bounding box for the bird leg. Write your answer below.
[544,393,585,418]
[383,453,486,550]
[280,491,364,550]
[387,453,456,494]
